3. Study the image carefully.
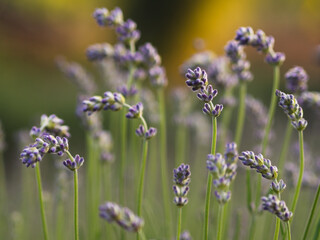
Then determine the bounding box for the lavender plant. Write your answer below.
[20,114,83,240]
[206,142,238,240]
[173,164,191,240]
[185,67,223,240]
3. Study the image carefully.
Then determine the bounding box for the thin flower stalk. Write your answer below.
[302,183,320,240]
[176,208,182,240]
[35,163,49,240]
[277,120,293,178]
[157,88,172,237]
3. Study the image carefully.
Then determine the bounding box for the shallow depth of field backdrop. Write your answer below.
[0,0,320,239]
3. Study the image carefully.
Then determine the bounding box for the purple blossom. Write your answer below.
[126,102,143,119]
[63,154,84,171]
[285,66,308,93]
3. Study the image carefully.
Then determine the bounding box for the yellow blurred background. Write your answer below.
[0,0,319,164]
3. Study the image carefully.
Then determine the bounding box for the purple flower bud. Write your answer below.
[145,127,157,140]
[63,154,84,171]
[116,19,140,44]
[261,194,292,221]
[265,52,285,66]
[149,66,168,88]
[235,26,255,45]
[86,43,114,61]
[285,66,308,93]
[126,102,143,119]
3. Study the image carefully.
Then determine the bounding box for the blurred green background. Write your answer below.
[0,0,319,170]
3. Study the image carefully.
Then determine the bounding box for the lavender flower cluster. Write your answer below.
[173,164,191,207]
[261,195,292,221]
[185,67,223,117]
[206,143,238,204]
[224,40,253,82]
[89,7,167,89]
[285,66,309,94]
[276,90,307,131]
[99,202,144,232]
[235,27,285,66]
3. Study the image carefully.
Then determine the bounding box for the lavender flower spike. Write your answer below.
[99,202,144,232]
[93,7,123,27]
[185,67,208,91]
[126,102,143,119]
[86,43,114,61]
[285,66,308,93]
[173,164,191,207]
[135,124,157,140]
[261,194,293,221]
[63,154,84,171]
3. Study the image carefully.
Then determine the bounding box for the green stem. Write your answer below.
[66,151,79,240]
[234,82,247,147]
[138,230,146,240]
[136,139,149,240]
[302,183,320,240]
[203,117,217,240]
[290,131,304,215]
[278,121,293,178]
[218,87,235,152]
[74,169,79,240]
[248,215,256,240]
[273,217,280,240]
[176,208,182,240]
[287,222,291,240]
[157,89,172,237]
[312,214,320,240]
[233,211,241,240]
[217,205,225,240]
[119,111,127,205]
[35,163,49,240]
[246,170,252,212]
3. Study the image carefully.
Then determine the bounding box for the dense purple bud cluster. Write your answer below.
[83,92,126,115]
[135,124,157,140]
[63,154,84,171]
[126,102,143,119]
[93,7,123,27]
[173,164,191,207]
[224,40,253,82]
[239,151,278,180]
[20,135,69,168]
[86,43,114,61]
[99,202,144,232]
[138,43,162,68]
[276,90,307,131]
[185,67,223,118]
[285,66,308,93]
[116,19,140,44]
[234,27,285,66]
[261,194,293,221]
[206,143,238,204]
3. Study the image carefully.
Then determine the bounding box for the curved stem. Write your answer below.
[290,131,304,215]
[35,163,49,240]
[217,204,225,240]
[234,82,247,148]
[278,121,293,178]
[136,139,149,240]
[312,214,320,240]
[273,217,280,240]
[203,117,217,240]
[157,89,172,238]
[287,222,291,240]
[302,183,320,240]
[176,208,182,240]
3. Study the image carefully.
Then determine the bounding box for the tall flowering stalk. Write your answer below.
[239,151,292,239]
[172,164,191,240]
[0,121,7,238]
[234,27,285,238]
[277,66,309,177]
[20,114,84,240]
[185,67,223,240]
[206,143,238,240]
[275,90,307,218]
[83,91,156,240]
